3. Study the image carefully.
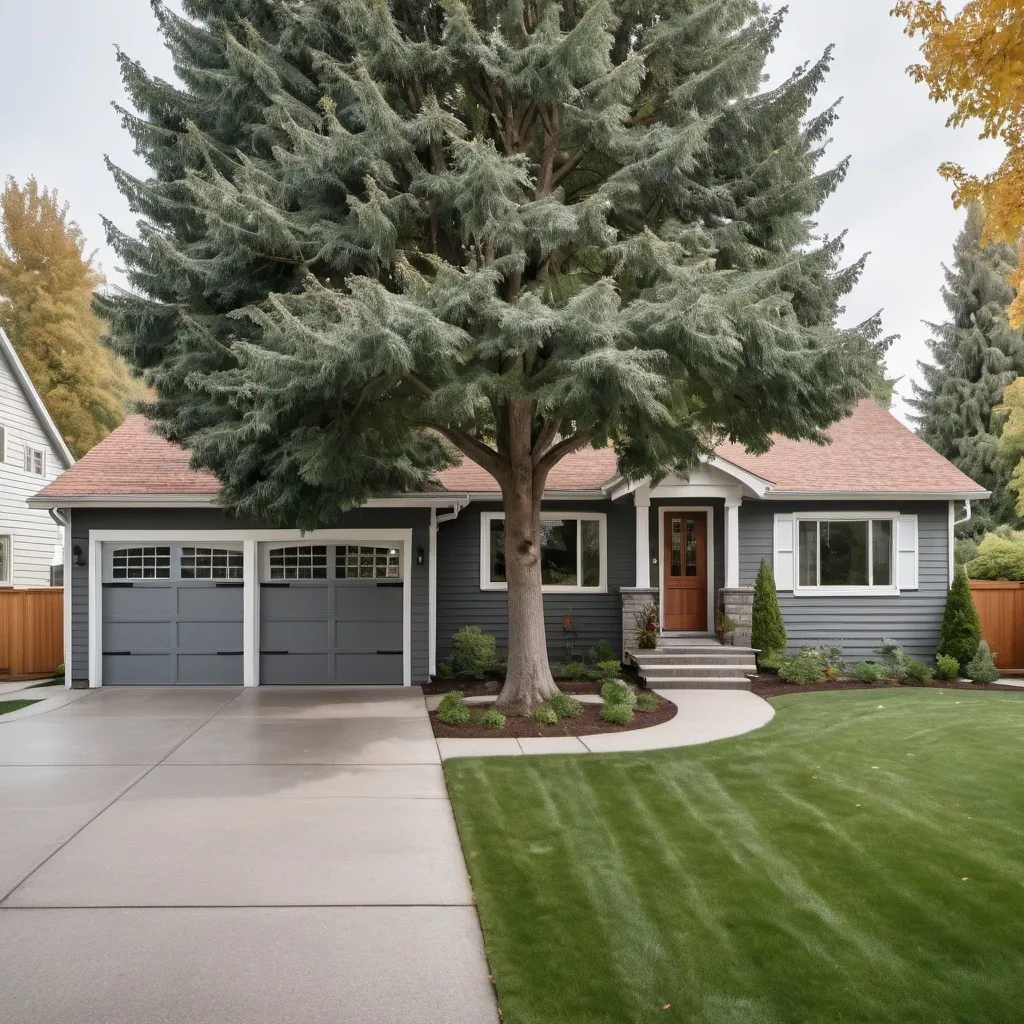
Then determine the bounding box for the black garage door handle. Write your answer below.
[106,651,131,656]
[262,582,291,588]
[216,651,243,656]
[215,582,244,588]
[376,649,403,655]
[261,650,288,655]
[104,583,134,588]
[376,581,402,588]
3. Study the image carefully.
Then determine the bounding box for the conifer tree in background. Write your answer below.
[0,178,136,457]
[101,0,889,712]
[908,206,1024,534]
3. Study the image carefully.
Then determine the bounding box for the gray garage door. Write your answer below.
[259,543,404,685]
[101,545,244,685]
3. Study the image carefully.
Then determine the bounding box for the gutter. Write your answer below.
[954,500,973,527]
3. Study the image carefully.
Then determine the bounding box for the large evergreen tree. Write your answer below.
[908,205,1024,533]
[0,178,137,456]
[102,0,887,711]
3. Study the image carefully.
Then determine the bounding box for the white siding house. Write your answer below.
[0,328,74,587]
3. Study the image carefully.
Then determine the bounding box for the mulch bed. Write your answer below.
[750,675,1024,698]
[422,679,604,696]
[429,695,677,739]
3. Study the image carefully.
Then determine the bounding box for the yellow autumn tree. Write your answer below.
[893,1,1024,325]
[997,376,1024,513]
[0,177,137,456]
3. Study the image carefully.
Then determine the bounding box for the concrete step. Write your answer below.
[645,677,752,690]
[631,652,756,667]
[631,663,755,679]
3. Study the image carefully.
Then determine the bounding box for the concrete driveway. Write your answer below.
[0,686,498,1024]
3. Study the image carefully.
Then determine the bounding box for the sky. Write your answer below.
[0,0,1006,423]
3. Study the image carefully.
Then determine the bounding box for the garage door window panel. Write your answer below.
[181,547,243,579]
[112,547,171,580]
[336,545,401,579]
[269,545,328,579]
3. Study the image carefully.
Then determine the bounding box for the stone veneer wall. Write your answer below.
[719,586,754,647]
[620,587,659,655]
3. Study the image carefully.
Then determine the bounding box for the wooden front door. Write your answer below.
[663,511,708,631]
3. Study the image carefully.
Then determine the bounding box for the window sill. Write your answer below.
[790,586,901,598]
[481,583,608,595]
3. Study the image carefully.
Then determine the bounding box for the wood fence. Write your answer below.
[969,580,1024,671]
[0,588,63,680]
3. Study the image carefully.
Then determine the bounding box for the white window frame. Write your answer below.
[792,511,899,597]
[479,511,608,593]
[0,533,12,586]
[23,444,45,476]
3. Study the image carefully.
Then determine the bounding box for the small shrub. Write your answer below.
[634,601,660,649]
[757,649,785,673]
[779,650,825,685]
[817,646,845,673]
[878,638,907,679]
[589,639,617,663]
[449,625,498,676]
[560,661,587,680]
[938,566,982,671]
[600,702,634,725]
[751,558,786,655]
[824,666,839,681]
[935,653,961,680]
[548,693,584,719]
[532,704,559,725]
[966,641,999,684]
[635,691,660,712]
[436,692,471,726]
[717,611,737,635]
[478,707,506,729]
[903,658,933,682]
[597,659,621,680]
[965,531,1024,581]
[853,661,885,683]
[601,680,637,707]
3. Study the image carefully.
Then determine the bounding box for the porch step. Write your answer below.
[632,650,756,667]
[630,663,754,679]
[643,677,752,690]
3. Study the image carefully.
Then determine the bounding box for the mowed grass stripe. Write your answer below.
[445,689,1024,1024]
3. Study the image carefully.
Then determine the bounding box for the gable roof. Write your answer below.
[0,327,74,469]
[29,399,988,507]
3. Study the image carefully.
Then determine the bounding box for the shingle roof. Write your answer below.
[31,400,988,503]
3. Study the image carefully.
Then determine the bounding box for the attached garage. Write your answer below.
[101,544,244,685]
[259,543,405,685]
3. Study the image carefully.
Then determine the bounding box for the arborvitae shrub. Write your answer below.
[937,566,982,670]
[751,559,786,661]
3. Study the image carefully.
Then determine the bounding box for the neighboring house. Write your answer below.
[0,328,74,588]
[28,400,987,689]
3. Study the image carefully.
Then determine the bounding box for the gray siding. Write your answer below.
[69,506,431,684]
[738,500,950,662]
[436,500,634,663]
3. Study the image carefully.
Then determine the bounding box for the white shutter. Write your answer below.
[773,514,794,591]
[897,515,918,590]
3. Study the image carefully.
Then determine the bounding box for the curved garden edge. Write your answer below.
[749,676,1024,698]
[431,689,776,759]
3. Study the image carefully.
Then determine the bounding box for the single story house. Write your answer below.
[28,400,987,688]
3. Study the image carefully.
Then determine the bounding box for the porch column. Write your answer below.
[242,539,259,686]
[724,498,740,589]
[634,485,651,588]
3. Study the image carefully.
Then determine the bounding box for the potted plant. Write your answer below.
[634,602,660,649]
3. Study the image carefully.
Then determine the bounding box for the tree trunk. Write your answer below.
[494,401,560,714]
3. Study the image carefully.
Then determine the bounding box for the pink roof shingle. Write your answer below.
[32,400,987,502]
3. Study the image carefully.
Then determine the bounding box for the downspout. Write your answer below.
[430,497,468,677]
[954,500,972,527]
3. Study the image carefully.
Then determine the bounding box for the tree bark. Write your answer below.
[494,400,560,714]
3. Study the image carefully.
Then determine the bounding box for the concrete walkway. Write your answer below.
[434,689,775,759]
[0,686,498,1024]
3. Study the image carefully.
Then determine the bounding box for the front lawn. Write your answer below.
[445,689,1024,1024]
[0,699,40,716]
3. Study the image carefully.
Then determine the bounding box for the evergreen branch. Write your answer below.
[551,148,587,188]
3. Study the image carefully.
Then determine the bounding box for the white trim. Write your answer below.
[760,489,989,501]
[948,501,955,587]
[607,456,772,501]
[87,528,415,687]
[706,457,773,497]
[479,511,608,593]
[429,507,438,676]
[724,499,740,588]
[62,518,72,686]
[243,539,258,686]
[790,511,900,597]
[634,485,651,588]
[0,532,12,587]
[657,506,715,633]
